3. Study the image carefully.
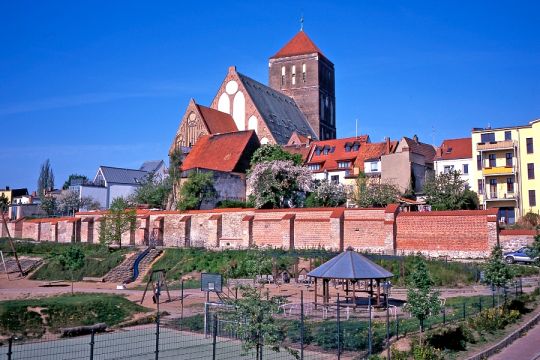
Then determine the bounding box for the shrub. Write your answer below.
[216,199,251,208]
[411,339,444,360]
[426,324,473,351]
[468,307,520,333]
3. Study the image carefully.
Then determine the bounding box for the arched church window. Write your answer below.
[292,65,296,85]
[281,66,286,87]
[302,63,306,83]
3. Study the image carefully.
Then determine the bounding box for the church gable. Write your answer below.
[169,99,210,154]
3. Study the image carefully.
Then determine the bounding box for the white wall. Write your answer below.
[79,186,108,209]
[108,184,140,207]
[311,170,348,184]
[434,158,474,189]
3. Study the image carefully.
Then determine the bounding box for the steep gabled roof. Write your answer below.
[402,137,437,163]
[98,166,148,185]
[271,31,324,59]
[181,131,260,173]
[196,104,237,134]
[140,160,165,173]
[237,72,317,144]
[435,137,472,161]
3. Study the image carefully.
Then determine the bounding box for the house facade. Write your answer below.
[471,119,540,224]
[434,137,473,189]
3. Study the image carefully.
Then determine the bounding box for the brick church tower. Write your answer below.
[269,30,336,140]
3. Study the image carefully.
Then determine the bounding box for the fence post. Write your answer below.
[336,293,341,360]
[7,336,13,360]
[386,295,390,360]
[368,296,372,356]
[212,314,218,360]
[89,329,95,360]
[155,308,160,360]
[300,290,304,360]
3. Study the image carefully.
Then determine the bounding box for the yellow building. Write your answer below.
[471,119,539,224]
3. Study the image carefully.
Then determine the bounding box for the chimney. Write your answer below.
[413,135,419,143]
[386,137,391,154]
[6,186,9,191]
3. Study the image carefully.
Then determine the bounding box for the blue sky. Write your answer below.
[1,1,539,191]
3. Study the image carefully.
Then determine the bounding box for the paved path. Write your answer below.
[491,321,540,360]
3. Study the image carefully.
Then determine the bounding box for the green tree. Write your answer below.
[40,196,58,216]
[131,172,172,209]
[483,245,514,304]
[228,286,295,359]
[167,148,184,209]
[177,171,216,210]
[423,171,479,210]
[99,197,136,248]
[527,234,540,267]
[62,174,89,190]
[37,159,55,196]
[305,180,348,207]
[354,172,400,208]
[404,257,442,333]
[250,144,303,166]
[58,246,86,294]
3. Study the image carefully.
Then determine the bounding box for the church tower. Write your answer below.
[269,30,336,140]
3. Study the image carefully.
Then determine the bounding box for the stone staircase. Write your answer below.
[103,248,162,284]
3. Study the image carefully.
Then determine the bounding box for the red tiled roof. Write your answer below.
[403,137,437,163]
[282,144,312,162]
[181,130,259,173]
[196,104,237,134]
[435,137,472,160]
[354,141,399,171]
[306,136,385,172]
[271,31,324,59]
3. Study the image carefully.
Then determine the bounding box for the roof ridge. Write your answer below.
[100,165,148,172]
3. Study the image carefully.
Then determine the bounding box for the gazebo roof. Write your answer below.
[308,250,394,280]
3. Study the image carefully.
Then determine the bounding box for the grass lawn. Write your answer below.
[0,293,148,338]
[0,239,134,280]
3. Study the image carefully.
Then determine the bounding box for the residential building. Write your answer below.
[381,136,437,194]
[140,160,167,180]
[434,138,473,189]
[471,119,540,224]
[0,187,28,204]
[180,130,260,209]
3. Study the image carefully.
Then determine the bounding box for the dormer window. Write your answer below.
[315,147,321,156]
[345,144,351,152]
[308,164,321,171]
[352,143,360,151]
[338,161,351,169]
[323,147,330,155]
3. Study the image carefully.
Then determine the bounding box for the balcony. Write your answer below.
[484,192,517,201]
[477,140,516,151]
[482,166,515,176]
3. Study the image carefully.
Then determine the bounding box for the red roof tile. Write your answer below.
[271,31,324,59]
[196,104,237,134]
[435,137,472,160]
[403,137,437,163]
[181,130,260,173]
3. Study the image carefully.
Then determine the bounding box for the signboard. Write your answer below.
[200,273,222,293]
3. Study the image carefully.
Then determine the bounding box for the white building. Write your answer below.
[434,138,473,189]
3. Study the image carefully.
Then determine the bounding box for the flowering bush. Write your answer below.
[247,160,313,209]
[305,181,348,207]
[468,307,520,333]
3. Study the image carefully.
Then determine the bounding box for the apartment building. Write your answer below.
[471,119,539,225]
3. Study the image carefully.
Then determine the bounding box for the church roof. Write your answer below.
[196,104,238,134]
[181,130,260,173]
[271,31,324,59]
[237,72,317,144]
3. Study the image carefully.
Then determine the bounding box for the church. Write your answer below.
[169,30,336,154]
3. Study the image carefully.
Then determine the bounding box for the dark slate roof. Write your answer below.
[140,160,164,173]
[308,250,394,280]
[237,72,317,144]
[99,166,148,185]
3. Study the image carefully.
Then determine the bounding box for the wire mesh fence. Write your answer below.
[0,282,528,360]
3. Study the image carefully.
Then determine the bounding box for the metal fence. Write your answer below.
[0,283,529,360]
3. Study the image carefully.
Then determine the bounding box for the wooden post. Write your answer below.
[352,281,356,307]
[376,279,381,306]
[314,277,318,308]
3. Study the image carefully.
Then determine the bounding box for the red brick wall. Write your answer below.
[395,210,498,258]
[343,209,387,251]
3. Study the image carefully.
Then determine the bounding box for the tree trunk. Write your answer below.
[1,211,24,277]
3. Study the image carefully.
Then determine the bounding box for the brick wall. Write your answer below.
[500,229,538,252]
[395,209,499,258]
[13,207,505,259]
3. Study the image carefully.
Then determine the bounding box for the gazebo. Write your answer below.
[308,249,394,307]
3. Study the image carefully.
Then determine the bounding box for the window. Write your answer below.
[507,177,514,193]
[526,138,534,154]
[504,131,512,141]
[370,162,379,172]
[530,190,537,207]
[352,143,360,151]
[488,154,496,167]
[281,66,286,87]
[477,155,482,170]
[308,164,320,171]
[338,161,351,168]
[463,164,469,174]
[302,63,306,83]
[477,179,484,195]
[331,175,339,184]
[481,133,495,143]
[528,163,535,179]
[490,178,497,186]
[443,165,454,174]
[344,144,351,152]
[291,65,296,85]
[506,153,513,167]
